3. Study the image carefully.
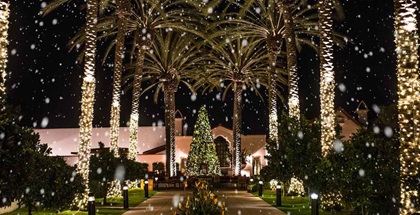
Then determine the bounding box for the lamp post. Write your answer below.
[258,180,263,196]
[276,185,281,206]
[310,193,319,215]
[88,193,95,215]
[123,186,129,209]
[144,180,149,198]
[154,177,158,191]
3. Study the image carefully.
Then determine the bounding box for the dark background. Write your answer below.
[6,0,399,135]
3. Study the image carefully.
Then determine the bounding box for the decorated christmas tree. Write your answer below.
[186,106,221,176]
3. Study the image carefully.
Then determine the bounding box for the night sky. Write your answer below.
[6,0,398,135]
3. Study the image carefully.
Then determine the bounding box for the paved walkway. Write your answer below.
[123,190,286,215]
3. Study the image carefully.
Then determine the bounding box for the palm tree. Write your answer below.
[127,42,146,161]
[226,0,285,145]
[198,37,271,176]
[133,30,204,176]
[278,0,299,119]
[123,0,204,174]
[109,0,130,158]
[393,0,420,214]
[43,0,119,208]
[0,0,9,100]
[75,0,99,208]
[318,0,335,157]
[221,0,319,144]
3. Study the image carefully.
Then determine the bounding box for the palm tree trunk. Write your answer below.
[282,4,300,119]
[75,0,98,209]
[393,0,420,214]
[318,0,335,157]
[0,1,9,100]
[233,81,243,176]
[318,0,342,210]
[109,0,128,157]
[128,47,145,161]
[164,83,176,177]
[267,52,279,145]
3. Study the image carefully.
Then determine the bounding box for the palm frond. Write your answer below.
[42,0,70,16]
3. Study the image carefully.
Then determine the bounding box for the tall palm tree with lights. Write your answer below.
[318,0,345,209]
[109,0,130,160]
[131,30,204,176]
[43,0,121,208]
[73,0,98,208]
[46,0,100,208]
[124,1,204,175]
[393,0,420,214]
[278,0,300,119]
[318,0,335,156]
[0,0,9,101]
[223,0,320,144]
[197,37,278,176]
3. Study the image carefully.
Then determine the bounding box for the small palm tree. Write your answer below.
[197,37,273,176]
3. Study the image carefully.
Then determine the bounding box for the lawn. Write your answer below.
[253,190,348,215]
[5,188,156,215]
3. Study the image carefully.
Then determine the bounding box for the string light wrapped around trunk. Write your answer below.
[74,0,98,208]
[319,0,336,156]
[0,1,9,98]
[393,0,420,214]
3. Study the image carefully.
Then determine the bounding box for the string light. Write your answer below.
[0,1,9,98]
[268,54,279,145]
[75,77,95,209]
[268,74,279,145]
[319,0,336,157]
[128,48,146,161]
[233,82,243,176]
[128,113,139,161]
[394,0,420,214]
[288,177,304,196]
[318,0,342,209]
[73,0,98,208]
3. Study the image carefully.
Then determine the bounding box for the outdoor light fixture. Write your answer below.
[310,193,319,215]
[394,1,420,214]
[258,180,263,196]
[276,185,281,206]
[123,186,129,209]
[88,193,95,215]
[155,177,158,191]
[144,180,149,198]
